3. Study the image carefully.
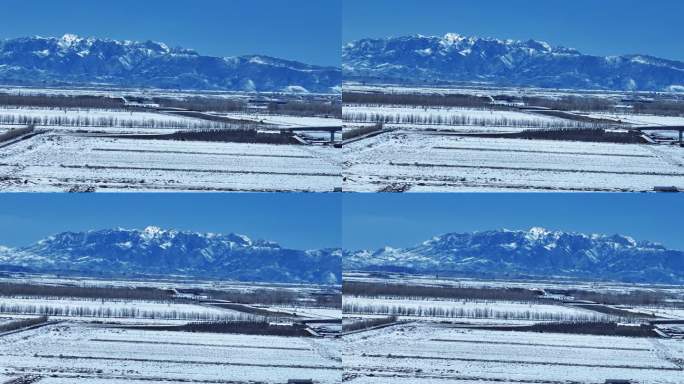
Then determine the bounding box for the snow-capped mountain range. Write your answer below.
[344,227,684,284]
[0,34,341,93]
[343,33,684,92]
[0,226,341,285]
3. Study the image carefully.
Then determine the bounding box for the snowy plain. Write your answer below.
[0,133,341,191]
[342,322,684,383]
[343,130,684,192]
[0,323,341,383]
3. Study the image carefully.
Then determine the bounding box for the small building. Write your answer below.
[287,380,314,384]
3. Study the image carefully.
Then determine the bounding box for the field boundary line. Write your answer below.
[89,338,311,351]
[430,338,652,351]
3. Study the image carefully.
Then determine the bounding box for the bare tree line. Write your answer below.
[632,100,684,116]
[0,93,124,109]
[344,281,543,302]
[267,100,341,118]
[342,123,384,140]
[479,321,657,337]
[154,97,341,118]
[0,114,236,129]
[135,320,311,336]
[549,288,679,307]
[343,111,607,129]
[202,288,341,308]
[343,302,610,322]
[343,92,496,108]
[0,282,176,301]
[521,95,615,112]
[154,97,246,112]
[165,128,296,144]
[0,302,258,321]
[343,316,397,332]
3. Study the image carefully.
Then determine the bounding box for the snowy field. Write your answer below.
[581,112,684,127]
[343,296,610,322]
[0,133,340,191]
[0,322,341,383]
[627,306,684,319]
[343,130,684,192]
[342,322,684,383]
[219,112,341,127]
[343,104,580,132]
[580,112,684,140]
[264,306,342,319]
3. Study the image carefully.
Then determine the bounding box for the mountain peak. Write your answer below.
[60,33,81,43]
[527,226,551,239]
[442,32,466,43]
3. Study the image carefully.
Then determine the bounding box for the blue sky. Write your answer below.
[343,194,684,251]
[343,0,684,61]
[0,194,341,249]
[0,0,341,66]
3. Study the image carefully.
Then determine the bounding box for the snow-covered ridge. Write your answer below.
[0,34,341,93]
[343,32,684,91]
[344,227,684,284]
[0,227,341,285]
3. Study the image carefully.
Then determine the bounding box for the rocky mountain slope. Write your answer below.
[343,33,684,91]
[0,34,341,93]
[344,227,684,283]
[0,226,341,284]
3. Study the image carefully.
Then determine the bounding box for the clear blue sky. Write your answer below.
[0,0,341,66]
[0,194,341,249]
[343,194,684,251]
[343,0,684,61]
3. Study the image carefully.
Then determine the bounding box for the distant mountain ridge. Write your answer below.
[344,227,684,284]
[0,34,341,93]
[343,33,684,92]
[0,226,341,285]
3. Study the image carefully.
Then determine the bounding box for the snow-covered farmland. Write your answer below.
[627,306,684,319]
[0,323,341,383]
[219,112,341,127]
[0,133,340,191]
[265,306,342,319]
[342,322,684,383]
[581,112,684,127]
[343,130,684,192]
[343,296,610,322]
[343,104,577,132]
